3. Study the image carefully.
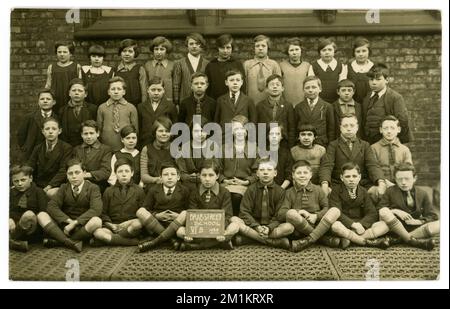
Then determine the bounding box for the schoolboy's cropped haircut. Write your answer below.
[317,38,337,54]
[118,39,139,57]
[341,162,361,175]
[394,163,416,177]
[69,78,87,91]
[66,158,85,171]
[292,160,312,172]
[88,44,106,57]
[148,76,164,88]
[285,37,303,54]
[254,34,271,49]
[225,69,243,80]
[114,157,134,173]
[352,37,371,57]
[37,88,55,99]
[367,63,390,79]
[257,157,277,170]
[152,116,173,137]
[340,113,359,125]
[265,74,283,87]
[216,34,234,49]
[159,161,179,175]
[54,41,75,54]
[200,159,221,175]
[337,79,356,91]
[380,115,401,128]
[42,117,60,129]
[298,124,317,137]
[11,165,33,177]
[186,33,206,49]
[81,119,99,132]
[120,124,137,138]
[303,75,322,88]
[150,36,173,54]
[191,72,208,83]
[108,76,127,90]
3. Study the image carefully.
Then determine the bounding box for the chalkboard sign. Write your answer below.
[185,209,225,238]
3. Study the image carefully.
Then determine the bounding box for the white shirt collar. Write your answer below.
[371,87,387,98]
[72,181,85,193]
[187,53,200,71]
[163,185,176,194]
[230,91,240,100]
[120,148,139,157]
[317,58,337,71]
[307,96,319,106]
[41,110,52,118]
[351,59,374,73]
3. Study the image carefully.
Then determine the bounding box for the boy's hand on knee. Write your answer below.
[307,214,318,225]
[9,220,16,234]
[298,209,310,218]
[351,222,365,235]
[184,236,193,242]
[405,219,423,226]
[43,185,52,192]
[216,235,225,242]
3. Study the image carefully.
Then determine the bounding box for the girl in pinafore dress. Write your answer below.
[347,37,374,104]
[115,39,148,106]
[81,45,114,109]
[45,42,82,114]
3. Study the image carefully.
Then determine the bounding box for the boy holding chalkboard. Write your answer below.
[138,160,239,251]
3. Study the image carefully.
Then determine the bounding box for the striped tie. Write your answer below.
[113,102,120,133]
[204,190,211,203]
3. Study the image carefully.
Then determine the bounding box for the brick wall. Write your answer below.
[10,9,442,186]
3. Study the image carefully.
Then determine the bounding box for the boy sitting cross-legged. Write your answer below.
[37,158,103,252]
[91,158,145,246]
[229,158,291,250]
[9,165,48,252]
[377,163,438,250]
[136,162,190,252]
[277,160,341,252]
[329,162,391,249]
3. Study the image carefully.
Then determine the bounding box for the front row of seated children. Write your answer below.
[10,152,438,253]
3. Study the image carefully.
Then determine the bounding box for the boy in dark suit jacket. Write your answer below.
[378,163,438,250]
[17,88,58,162]
[214,70,257,129]
[72,120,112,192]
[137,77,178,147]
[137,162,190,252]
[179,72,216,124]
[319,114,386,201]
[139,160,238,252]
[37,159,103,252]
[362,63,412,144]
[332,79,363,138]
[92,158,145,246]
[10,165,48,252]
[27,117,72,198]
[256,74,296,147]
[230,158,291,250]
[330,162,391,249]
[59,78,97,147]
[294,76,335,147]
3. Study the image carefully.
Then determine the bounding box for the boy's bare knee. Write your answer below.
[22,210,36,219]
[285,209,299,222]
[37,212,51,225]
[378,207,392,221]
[331,221,343,233]
[230,216,243,225]
[86,217,102,231]
[327,207,341,220]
